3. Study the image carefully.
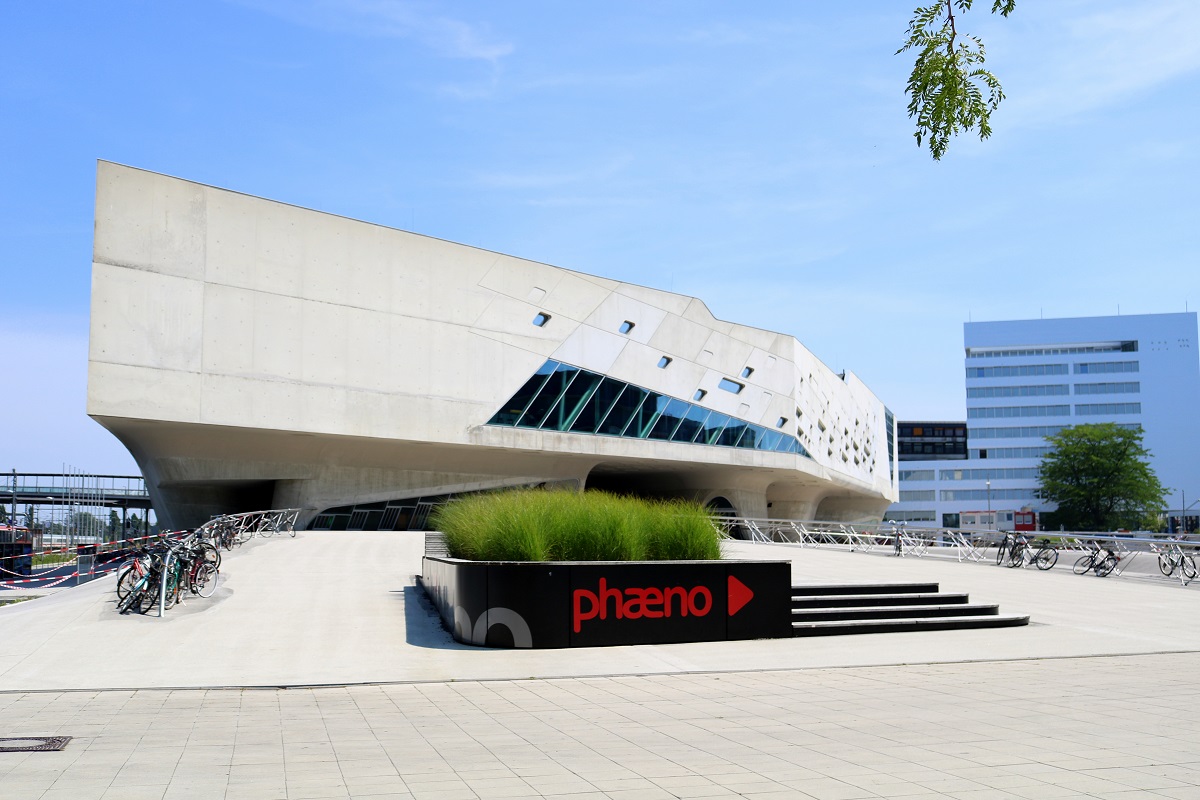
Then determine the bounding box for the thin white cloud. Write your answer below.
[1003,0,1200,128]
[231,0,513,62]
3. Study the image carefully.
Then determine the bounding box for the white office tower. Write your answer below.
[888,313,1200,530]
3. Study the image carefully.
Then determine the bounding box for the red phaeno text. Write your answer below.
[573,578,712,633]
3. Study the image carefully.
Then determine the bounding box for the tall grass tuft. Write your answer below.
[432,489,722,562]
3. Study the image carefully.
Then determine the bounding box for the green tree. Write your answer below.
[899,0,1016,160]
[1038,423,1167,532]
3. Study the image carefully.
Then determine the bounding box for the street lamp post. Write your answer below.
[986,479,992,528]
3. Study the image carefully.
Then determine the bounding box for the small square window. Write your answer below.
[741,366,754,378]
[776,417,787,428]
[657,356,672,369]
[718,378,744,394]
[693,389,707,401]
[618,320,635,334]
[532,312,551,327]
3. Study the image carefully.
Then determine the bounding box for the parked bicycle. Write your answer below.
[1007,535,1058,570]
[1154,540,1197,581]
[1073,542,1121,577]
[995,532,1016,566]
[116,533,219,614]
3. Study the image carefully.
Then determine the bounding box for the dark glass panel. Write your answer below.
[569,377,626,434]
[757,429,783,451]
[671,405,710,443]
[736,425,763,449]
[624,392,667,438]
[488,360,558,426]
[516,363,578,429]
[541,370,604,432]
[717,419,748,447]
[597,385,648,436]
[647,398,689,440]
[696,411,730,445]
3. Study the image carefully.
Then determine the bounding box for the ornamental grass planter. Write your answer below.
[420,556,792,648]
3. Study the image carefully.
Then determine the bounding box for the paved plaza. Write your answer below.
[2,533,1200,798]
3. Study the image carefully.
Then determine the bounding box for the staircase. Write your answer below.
[791,582,1029,636]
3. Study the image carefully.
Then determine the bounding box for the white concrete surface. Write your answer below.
[89,163,895,529]
[1,533,1197,693]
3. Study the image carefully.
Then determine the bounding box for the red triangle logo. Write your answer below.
[728,575,754,616]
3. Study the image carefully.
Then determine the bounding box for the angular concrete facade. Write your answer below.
[88,162,897,529]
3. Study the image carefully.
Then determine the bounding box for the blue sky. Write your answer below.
[3,0,1199,474]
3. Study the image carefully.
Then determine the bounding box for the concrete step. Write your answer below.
[792,604,1000,622]
[792,614,1030,637]
[791,582,939,596]
[791,592,970,608]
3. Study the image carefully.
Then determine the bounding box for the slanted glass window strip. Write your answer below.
[597,385,648,436]
[647,398,690,440]
[487,360,559,426]
[569,377,626,434]
[516,363,578,428]
[625,392,667,438]
[697,411,731,445]
[540,370,604,432]
[488,360,809,457]
[718,419,749,447]
[671,405,711,443]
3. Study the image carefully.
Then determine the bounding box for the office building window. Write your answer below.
[1073,382,1139,395]
[967,405,1070,419]
[967,364,1068,378]
[966,385,1069,398]
[968,447,1052,459]
[898,470,935,481]
[1075,361,1138,374]
[1075,402,1141,415]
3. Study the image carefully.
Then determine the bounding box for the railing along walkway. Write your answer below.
[716,517,1200,587]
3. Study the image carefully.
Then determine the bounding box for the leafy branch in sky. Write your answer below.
[898,0,1016,160]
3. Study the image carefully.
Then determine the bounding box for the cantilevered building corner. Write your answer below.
[88,162,897,530]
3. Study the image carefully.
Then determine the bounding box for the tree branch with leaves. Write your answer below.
[899,0,1016,160]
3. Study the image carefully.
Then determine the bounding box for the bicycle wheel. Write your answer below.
[1073,554,1095,575]
[116,565,137,600]
[192,563,219,597]
[1182,555,1198,581]
[1035,547,1058,570]
[1158,554,1174,577]
[1008,546,1025,568]
[995,540,1007,566]
[1094,555,1117,577]
[196,542,221,569]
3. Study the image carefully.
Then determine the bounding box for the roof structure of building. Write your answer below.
[88,162,897,529]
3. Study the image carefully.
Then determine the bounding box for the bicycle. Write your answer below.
[1155,541,1197,581]
[1073,542,1120,577]
[995,532,1015,566]
[1008,536,1059,570]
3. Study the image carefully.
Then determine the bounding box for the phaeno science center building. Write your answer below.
[87,163,897,530]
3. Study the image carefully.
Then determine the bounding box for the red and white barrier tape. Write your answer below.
[0,562,123,588]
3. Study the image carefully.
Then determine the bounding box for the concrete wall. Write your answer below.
[89,162,897,528]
